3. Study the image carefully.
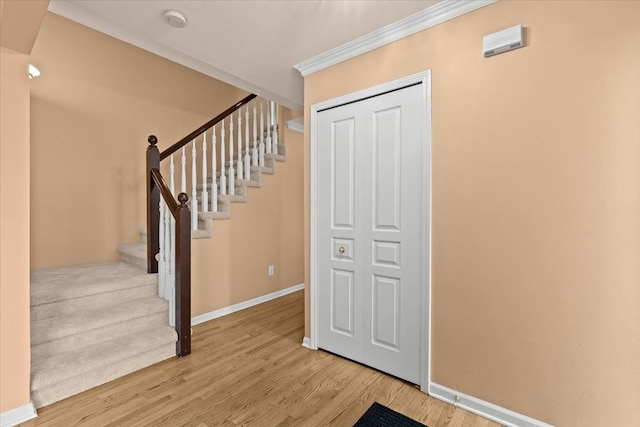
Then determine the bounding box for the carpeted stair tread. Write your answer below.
[31,296,168,345]
[31,262,156,306]
[31,280,157,321]
[199,210,230,221]
[197,176,261,191]
[252,165,275,175]
[117,242,147,269]
[139,226,148,243]
[31,327,176,408]
[32,343,175,409]
[31,324,176,390]
[32,310,168,360]
[236,178,261,188]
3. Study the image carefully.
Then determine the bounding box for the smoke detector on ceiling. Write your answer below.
[163,10,187,28]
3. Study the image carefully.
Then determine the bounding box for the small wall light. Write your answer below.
[29,64,41,79]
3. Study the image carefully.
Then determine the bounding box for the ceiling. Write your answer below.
[48,0,443,110]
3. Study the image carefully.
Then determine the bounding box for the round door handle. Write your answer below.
[339,247,346,254]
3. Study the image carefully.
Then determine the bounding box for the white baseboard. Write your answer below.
[0,401,37,427]
[301,336,314,349]
[191,283,305,326]
[429,383,554,427]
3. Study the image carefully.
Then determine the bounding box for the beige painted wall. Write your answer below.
[303,1,640,425]
[191,114,304,316]
[0,0,49,414]
[0,45,33,415]
[30,13,247,269]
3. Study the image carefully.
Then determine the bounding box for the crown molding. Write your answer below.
[286,117,304,133]
[294,0,497,77]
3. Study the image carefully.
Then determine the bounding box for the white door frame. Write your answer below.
[310,70,432,391]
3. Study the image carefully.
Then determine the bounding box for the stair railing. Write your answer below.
[145,145,191,356]
[147,93,284,357]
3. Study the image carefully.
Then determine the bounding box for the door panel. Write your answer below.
[371,274,401,351]
[330,269,355,336]
[372,107,401,231]
[318,83,424,384]
[331,119,356,230]
[318,107,362,362]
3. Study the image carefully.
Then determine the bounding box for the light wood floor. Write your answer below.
[22,290,502,427]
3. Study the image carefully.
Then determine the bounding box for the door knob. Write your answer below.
[339,246,346,254]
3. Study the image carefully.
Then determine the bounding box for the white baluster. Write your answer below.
[211,124,218,212]
[220,119,227,196]
[180,147,186,194]
[237,110,243,180]
[244,105,250,181]
[170,154,175,196]
[158,197,165,299]
[266,101,272,154]
[201,131,208,213]
[228,113,235,196]
[168,153,176,310]
[273,102,279,156]
[252,101,258,167]
[191,139,198,230]
[259,100,265,167]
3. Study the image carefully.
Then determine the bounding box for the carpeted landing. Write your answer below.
[30,261,176,408]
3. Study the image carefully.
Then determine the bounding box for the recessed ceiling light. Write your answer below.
[163,10,187,28]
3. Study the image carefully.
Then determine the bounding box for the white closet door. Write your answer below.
[317,83,424,384]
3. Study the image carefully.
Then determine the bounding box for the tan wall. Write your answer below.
[0,45,33,415]
[191,109,304,316]
[0,0,49,414]
[303,1,640,425]
[30,13,247,269]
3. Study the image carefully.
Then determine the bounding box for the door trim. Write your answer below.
[310,70,432,391]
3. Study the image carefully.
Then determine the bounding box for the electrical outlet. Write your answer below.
[268,265,274,276]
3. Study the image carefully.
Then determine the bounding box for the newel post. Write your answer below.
[147,135,160,274]
[175,192,192,357]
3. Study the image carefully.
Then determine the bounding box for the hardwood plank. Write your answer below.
[21,291,502,427]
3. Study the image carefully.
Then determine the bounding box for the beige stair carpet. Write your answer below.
[30,261,176,408]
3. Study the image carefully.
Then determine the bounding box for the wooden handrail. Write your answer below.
[147,135,191,357]
[150,168,178,214]
[159,93,257,161]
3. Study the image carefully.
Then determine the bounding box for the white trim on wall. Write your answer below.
[294,0,497,77]
[310,70,432,391]
[0,401,37,427]
[429,383,555,427]
[191,283,304,326]
[286,117,304,133]
[301,337,313,349]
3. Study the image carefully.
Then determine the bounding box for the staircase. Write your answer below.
[29,95,287,408]
[30,262,176,408]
